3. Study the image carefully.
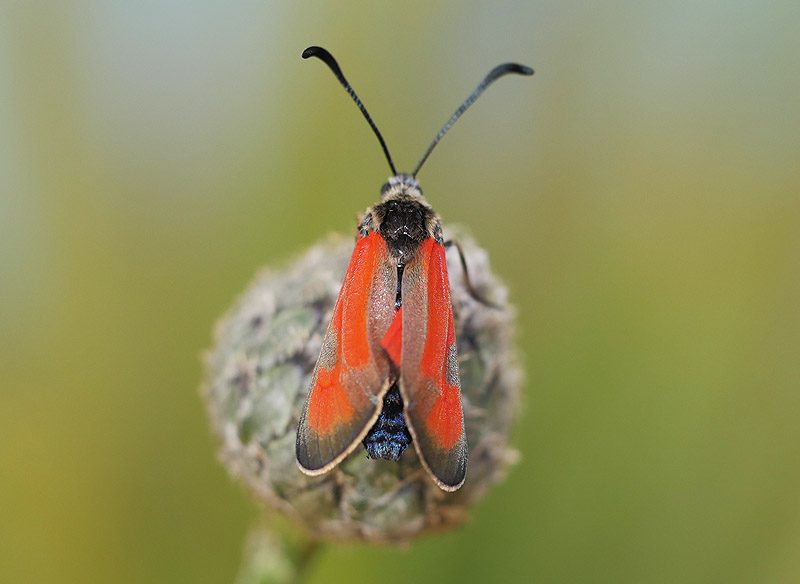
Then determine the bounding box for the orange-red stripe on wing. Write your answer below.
[342,233,384,368]
[306,363,356,435]
[417,239,463,450]
[381,308,402,366]
[419,239,449,380]
[424,376,463,450]
[307,233,389,436]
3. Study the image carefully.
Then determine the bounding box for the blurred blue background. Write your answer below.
[1,2,798,582]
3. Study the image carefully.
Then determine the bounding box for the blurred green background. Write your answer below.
[2,2,799,583]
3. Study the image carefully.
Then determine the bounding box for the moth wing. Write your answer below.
[296,232,397,475]
[399,238,467,491]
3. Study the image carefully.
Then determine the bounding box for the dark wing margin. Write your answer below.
[296,232,397,475]
[399,237,467,491]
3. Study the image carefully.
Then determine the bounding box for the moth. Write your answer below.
[295,46,532,491]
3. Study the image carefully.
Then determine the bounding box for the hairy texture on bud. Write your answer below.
[202,229,523,543]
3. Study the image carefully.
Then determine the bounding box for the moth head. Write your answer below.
[380,174,423,200]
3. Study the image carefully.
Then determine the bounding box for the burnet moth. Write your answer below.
[295,46,533,491]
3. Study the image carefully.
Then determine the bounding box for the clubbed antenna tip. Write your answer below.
[413,62,534,178]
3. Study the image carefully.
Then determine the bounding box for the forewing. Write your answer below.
[296,232,397,475]
[400,238,467,490]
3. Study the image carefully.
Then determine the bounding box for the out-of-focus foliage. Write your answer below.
[1,2,798,583]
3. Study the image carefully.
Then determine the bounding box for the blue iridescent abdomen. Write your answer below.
[363,384,411,460]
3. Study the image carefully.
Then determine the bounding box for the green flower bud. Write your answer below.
[202,229,522,543]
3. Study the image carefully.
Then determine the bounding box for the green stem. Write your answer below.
[292,539,322,584]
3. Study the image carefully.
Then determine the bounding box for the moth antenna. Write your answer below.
[302,46,397,176]
[412,62,534,178]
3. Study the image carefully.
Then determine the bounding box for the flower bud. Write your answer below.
[202,229,522,543]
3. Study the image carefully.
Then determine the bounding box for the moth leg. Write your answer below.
[443,239,500,309]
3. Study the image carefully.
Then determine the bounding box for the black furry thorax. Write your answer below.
[372,196,436,260]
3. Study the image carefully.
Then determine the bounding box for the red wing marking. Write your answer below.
[419,241,462,450]
[380,308,403,367]
[423,305,462,451]
[296,232,396,474]
[399,237,467,490]
[341,238,381,368]
[305,362,355,436]
[305,273,353,435]
[424,382,463,451]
